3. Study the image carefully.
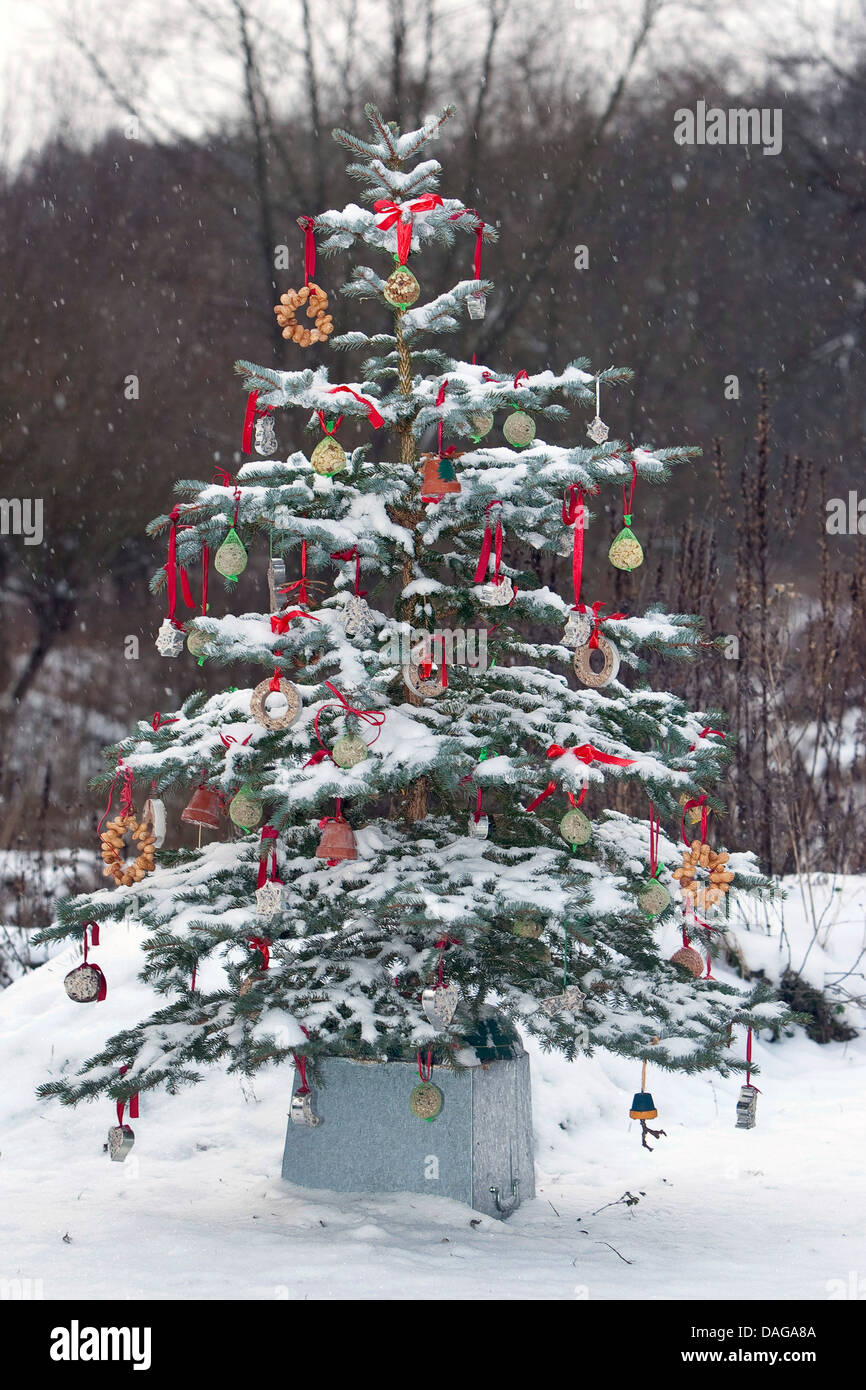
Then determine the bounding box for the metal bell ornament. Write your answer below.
[503,409,536,448]
[155,618,185,657]
[254,411,278,455]
[468,813,489,839]
[466,291,487,320]
[214,527,248,580]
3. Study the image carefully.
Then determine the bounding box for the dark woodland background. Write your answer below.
[1,0,865,946]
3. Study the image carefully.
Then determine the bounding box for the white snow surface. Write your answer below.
[1,874,865,1301]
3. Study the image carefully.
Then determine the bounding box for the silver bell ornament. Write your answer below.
[466,291,487,320]
[290,1089,322,1127]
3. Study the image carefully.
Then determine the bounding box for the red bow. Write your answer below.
[546,743,636,767]
[270,609,318,636]
[374,195,444,263]
[311,681,386,762]
[247,936,272,970]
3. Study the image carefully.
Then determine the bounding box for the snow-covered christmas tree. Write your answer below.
[38,105,784,1154]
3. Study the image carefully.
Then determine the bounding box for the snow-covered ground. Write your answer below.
[1,875,864,1301]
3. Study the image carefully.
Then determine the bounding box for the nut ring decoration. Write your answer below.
[573,634,620,688]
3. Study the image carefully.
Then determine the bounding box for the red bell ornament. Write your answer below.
[316,814,357,862]
[181,786,222,830]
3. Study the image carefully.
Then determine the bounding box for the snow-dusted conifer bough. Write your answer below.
[35,105,785,1215]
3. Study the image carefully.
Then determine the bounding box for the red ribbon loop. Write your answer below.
[297,215,316,284]
[473,501,503,584]
[330,546,367,597]
[681,795,708,846]
[313,681,386,759]
[164,507,196,626]
[563,485,585,609]
[525,781,556,813]
[151,712,178,731]
[256,825,280,891]
[513,370,529,389]
[247,935,272,970]
[623,457,638,522]
[328,386,384,429]
[316,412,343,436]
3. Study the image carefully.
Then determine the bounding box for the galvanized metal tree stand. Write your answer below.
[281,1016,535,1219]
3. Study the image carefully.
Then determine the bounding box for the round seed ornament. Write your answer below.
[574,635,620,688]
[250,678,301,731]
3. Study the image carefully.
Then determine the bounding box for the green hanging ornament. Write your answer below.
[559,806,592,847]
[229,784,264,830]
[609,458,643,571]
[469,411,494,442]
[311,420,347,476]
[503,409,536,448]
[214,527,247,580]
[383,259,421,309]
[638,875,671,917]
[186,626,211,661]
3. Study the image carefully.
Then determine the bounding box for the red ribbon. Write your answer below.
[247,935,272,970]
[256,825,280,892]
[79,923,107,1001]
[151,712,178,731]
[546,743,636,768]
[587,601,627,648]
[745,1027,761,1090]
[513,370,529,389]
[270,608,318,636]
[96,760,135,835]
[297,215,316,284]
[312,681,386,760]
[116,1067,139,1126]
[562,485,586,610]
[241,391,273,453]
[164,507,196,625]
[328,386,384,429]
[330,546,367,597]
[220,731,252,749]
[525,781,556,813]
[417,634,448,690]
[688,727,726,751]
[473,501,503,584]
[681,795,708,846]
[474,787,483,823]
[417,1049,434,1081]
[648,803,660,878]
[448,208,485,278]
[436,378,448,454]
[622,457,638,524]
[316,412,343,436]
[374,194,444,263]
[279,541,310,607]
